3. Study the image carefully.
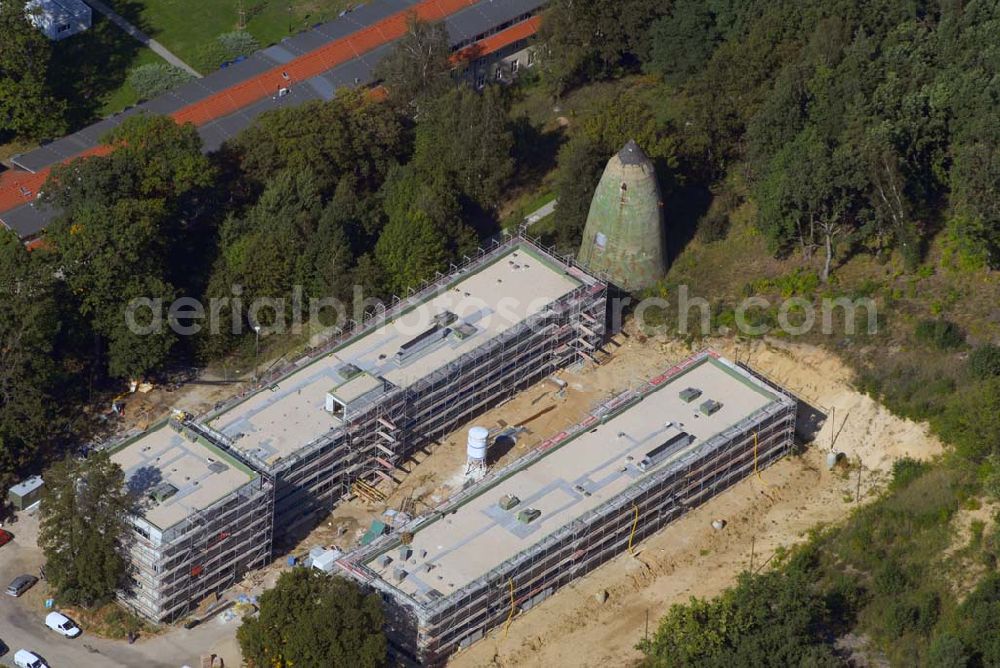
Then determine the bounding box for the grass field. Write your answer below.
[110,0,354,74]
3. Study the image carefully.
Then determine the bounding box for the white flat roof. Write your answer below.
[209,244,586,467]
[110,423,258,531]
[365,355,785,599]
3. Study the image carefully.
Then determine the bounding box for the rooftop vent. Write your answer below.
[338,363,363,381]
[699,399,723,416]
[149,482,179,503]
[498,494,520,511]
[517,508,541,524]
[679,387,702,403]
[638,431,694,472]
[396,323,451,363]
[207,461,229,474]
[452,323,477,340]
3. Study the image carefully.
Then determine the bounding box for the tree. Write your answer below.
[645,0,721,85]
[230,89,408,196]
[0,1,66,138]
[538,0,665,95]
[204,168,357,338]
[552,135,604,247]
[0,231,62,500]
[373,15,452,115]
[753,126,860,281]
[412,85,514,209]
[44,114,214,379]
[640,551,840,666]
[238,568,385,668]
[376,207,449,296]
[39,451,132,608]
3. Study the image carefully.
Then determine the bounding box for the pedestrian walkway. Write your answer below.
[85,0,202,77]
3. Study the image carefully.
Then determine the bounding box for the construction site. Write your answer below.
[189,234,606,544]
[335,350,797,664]
[106,418,274,623]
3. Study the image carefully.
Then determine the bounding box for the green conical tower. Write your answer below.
[577,140,666,291]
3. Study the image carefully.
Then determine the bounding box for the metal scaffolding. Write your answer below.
[337,352,798,665]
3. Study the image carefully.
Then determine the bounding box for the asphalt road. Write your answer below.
[0,513,239,668]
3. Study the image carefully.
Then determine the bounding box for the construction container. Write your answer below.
[7,475,43,510]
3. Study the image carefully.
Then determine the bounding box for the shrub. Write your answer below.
[890,457,930,490]
[915,318,965,350]
[127,63,193,100]
[696,208,730,243]
[927,633,969,668]
[195,31,261,72]
[217,31,259,60]
[936,378,1000,461]
[969,344,1000,379]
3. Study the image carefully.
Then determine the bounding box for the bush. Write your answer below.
[696,208,730,243]
[915,318,965,350]
[127,63,193,100]
[890,457,930,490]
[195,31,261,72]
[927,633,969,668]
[217,31,259,59]
[969,344,1000,379]
[936,378,1000,461]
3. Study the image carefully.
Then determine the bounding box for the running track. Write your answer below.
[0,0,540,229]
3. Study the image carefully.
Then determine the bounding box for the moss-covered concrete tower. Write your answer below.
[577,140,666,291]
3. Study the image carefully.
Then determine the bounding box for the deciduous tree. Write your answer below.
[39,451,132,608]
[0,2,66,138]
[373,16,452,115]
[237,568,385,668]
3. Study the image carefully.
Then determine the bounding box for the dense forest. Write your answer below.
[1,0,1000,663]
[531,0,1000,664]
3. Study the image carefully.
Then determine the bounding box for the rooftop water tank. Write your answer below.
[467,426,489,463]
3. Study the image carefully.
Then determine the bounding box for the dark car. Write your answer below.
[5,575,38,597]
[0,529,12,548]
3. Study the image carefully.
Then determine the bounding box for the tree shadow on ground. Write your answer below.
[662,181,712,266]
[47,8,151,129]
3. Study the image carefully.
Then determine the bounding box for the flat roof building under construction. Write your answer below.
[110,422,258,533]
[208,243,584,468]
[337,351,797,664]
[106,420,273,622]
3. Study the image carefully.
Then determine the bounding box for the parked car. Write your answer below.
[0,529,13,548]
[0,638,8,655]
[13,649,48,668]
[45,611,81,638]
[5,575,38,597]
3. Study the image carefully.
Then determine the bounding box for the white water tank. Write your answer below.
[467,426,489,463]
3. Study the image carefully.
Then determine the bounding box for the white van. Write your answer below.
[45,610,82,637]
[14,649,49,668]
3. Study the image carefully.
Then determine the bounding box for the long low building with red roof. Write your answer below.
[0,0,545,239]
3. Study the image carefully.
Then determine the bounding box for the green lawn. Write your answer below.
[110,0,354,74]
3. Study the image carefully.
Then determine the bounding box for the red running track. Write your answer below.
[0,0,486,218]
